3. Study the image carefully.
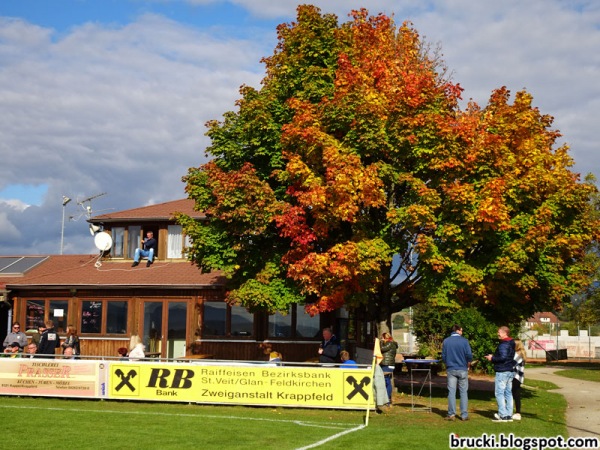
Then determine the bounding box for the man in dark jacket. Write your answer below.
[37,320,61,358]
[132,231,157,267]
[318,327,340,363]
[485,326,516,422]
[442,324,473,421]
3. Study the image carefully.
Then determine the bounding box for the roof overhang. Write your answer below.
[5,283,225,290]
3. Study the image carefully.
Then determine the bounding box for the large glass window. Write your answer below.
[82,301,102,333]
[231,305,253,336]
[25,300,68,333]
[268,304,321,339]
[81,300,128,335]
[26,300,45,332]
[204,302,226,336]
[268,309,292,338]
[167,225,183,258]
[49,300,68,333]
[127,226,141,259]
[203,302,254,338]
[112,227,125,257]
[107,301,128,334]
[296,308,320,338]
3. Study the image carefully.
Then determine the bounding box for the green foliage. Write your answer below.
[411,303,450,358]
[180,5,600,325]
[392,313,405,329]
[412,303,517,373]
[531,323,551,335]
[453,308,499,374]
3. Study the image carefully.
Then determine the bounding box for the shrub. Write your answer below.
[412,304,520,374]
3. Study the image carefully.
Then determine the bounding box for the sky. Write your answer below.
[0,0,599,255]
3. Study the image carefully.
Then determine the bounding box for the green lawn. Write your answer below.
[0,378,568,450]
[553,367,600,383]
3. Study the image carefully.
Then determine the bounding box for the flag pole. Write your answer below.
[365,354,378,426]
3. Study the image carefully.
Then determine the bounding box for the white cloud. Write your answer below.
[0,211,22,242]
[0,199,29,212]
[1,1,599,254]
[0,13,267,254]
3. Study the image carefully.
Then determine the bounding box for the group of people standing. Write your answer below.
[442,324,526,422]
[2,321,80,358]
[319,327,399,407]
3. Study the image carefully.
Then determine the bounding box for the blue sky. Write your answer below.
[0,1,262,32]
[0,0,599,255]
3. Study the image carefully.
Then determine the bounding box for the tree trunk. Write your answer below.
[375,298,392,339]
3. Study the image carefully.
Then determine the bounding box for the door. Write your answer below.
[142,300,187,359]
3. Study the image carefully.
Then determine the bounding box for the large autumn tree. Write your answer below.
[178,5,599,333]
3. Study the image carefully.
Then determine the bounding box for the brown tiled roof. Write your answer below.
[91,198,204,222]
[2,254,225,289]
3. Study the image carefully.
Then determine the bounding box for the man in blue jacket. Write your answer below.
[485,326,516,422]
[442,324,473,421]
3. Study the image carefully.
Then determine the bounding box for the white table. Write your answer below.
[404,359,439,412]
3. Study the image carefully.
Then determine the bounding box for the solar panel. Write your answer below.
[0,257,21,271]
[0,256,48,275]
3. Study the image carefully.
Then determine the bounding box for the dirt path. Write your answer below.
[526,366,600,439]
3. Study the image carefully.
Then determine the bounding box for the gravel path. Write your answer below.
[526,366,600,439]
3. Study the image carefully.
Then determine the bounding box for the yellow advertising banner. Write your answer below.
[109,362,372,409]
[0,358,104,398]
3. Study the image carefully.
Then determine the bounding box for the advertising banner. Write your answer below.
[0,358,105,398]
[108,362,372,409]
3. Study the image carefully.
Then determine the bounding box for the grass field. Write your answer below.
[553,367,600,383]
[0,379,568,450]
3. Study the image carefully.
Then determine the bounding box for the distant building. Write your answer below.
[525,312,560,330]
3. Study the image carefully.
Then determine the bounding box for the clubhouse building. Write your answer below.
[0,199,369,361]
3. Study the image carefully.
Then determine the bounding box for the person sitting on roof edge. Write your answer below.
[132,231,157,268]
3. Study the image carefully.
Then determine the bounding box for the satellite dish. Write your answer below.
[94,232,113,251]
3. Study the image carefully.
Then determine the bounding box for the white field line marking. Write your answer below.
[0,404,354,430]
[295,424,366,450]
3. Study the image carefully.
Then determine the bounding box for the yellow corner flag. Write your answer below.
[373,337,383,365]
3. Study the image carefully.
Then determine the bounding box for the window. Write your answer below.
[112,227,125,257]
[128,226,141,259]
[82,301,102,333]
[203,302,254,338]
[269,309,292,338]
[204,302,226,336]
[268,304,320,339]
[26,300,45,332]
[167,225,183,258]
[296,307,320,338]
[107,302,128,334]
[25,299,68,333]
[231,305,253,336]
[81,300,128,334]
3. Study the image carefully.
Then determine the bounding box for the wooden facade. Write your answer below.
[5,283,366,362]
[1,199,373,362]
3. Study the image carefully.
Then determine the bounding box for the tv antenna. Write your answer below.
[76,192,107,219]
